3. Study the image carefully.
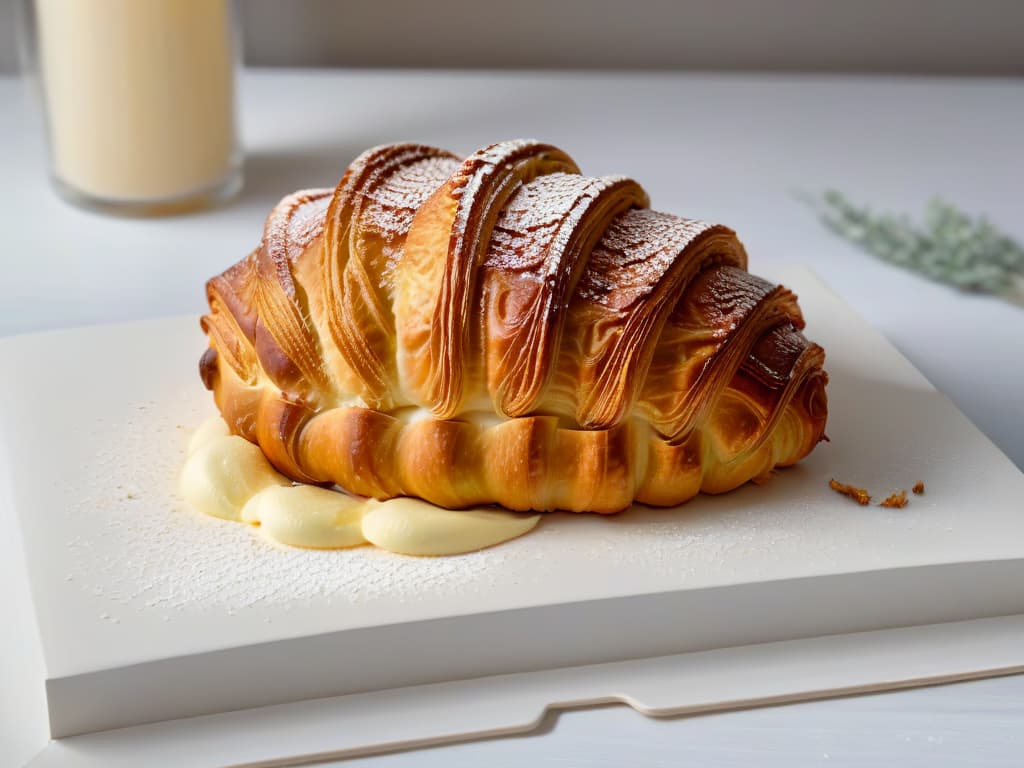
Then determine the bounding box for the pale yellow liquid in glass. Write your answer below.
[35,0,238,204]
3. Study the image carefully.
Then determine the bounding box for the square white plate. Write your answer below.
[2,266,1022,740]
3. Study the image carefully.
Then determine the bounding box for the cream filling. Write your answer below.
[361,498,539,556]
[180,416,541,555]
[180,432,290,521]
[185,415,231,456]
[241,485,367,549]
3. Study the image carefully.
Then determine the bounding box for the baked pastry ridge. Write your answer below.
[200,140,828,513]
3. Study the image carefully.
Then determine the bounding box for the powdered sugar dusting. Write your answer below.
[358,155,460,290]
[449,140,577,257]
[579,210,716,309]
[486,173,625,276]
[286,193,332,258]
[57,396,810,625]
[62,398,521,618]
[263,189,333,268]
[362,156,459,239]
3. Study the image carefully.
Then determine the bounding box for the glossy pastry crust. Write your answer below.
[200,140,828,513]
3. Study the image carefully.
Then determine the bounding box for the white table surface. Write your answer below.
[1,69,1023,766]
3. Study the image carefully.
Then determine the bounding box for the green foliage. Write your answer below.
[807,191,1024,307]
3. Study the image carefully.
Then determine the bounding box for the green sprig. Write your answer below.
[804,191,1024,307]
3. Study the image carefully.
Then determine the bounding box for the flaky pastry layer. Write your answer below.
[200,140,828,513]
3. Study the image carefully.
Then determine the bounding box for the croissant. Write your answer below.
[199,140,828,513]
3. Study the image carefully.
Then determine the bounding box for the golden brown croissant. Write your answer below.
[199,140,828,513]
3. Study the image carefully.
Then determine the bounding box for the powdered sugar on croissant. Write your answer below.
[200,140,828,513]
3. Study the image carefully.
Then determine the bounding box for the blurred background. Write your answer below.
[2,0,1024,76]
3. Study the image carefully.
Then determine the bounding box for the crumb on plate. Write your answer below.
[912,481,925,495]
[829,478,871,505]
[880,489,909,509]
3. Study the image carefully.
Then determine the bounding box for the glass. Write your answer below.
[19,0,243,216]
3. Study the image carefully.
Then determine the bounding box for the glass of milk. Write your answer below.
[20,0,243,216]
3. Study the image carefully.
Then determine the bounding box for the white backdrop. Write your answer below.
[2,0,1024,76]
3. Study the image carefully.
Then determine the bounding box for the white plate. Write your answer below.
[1,266,1022,742]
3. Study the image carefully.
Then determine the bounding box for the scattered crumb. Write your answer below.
[829,478,871,505]
[912,481,925,495]
[880,490,909,509]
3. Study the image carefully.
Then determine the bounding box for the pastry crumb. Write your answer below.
[829,478,871,505]
[912,481,925,495]
[880,490,909,509]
